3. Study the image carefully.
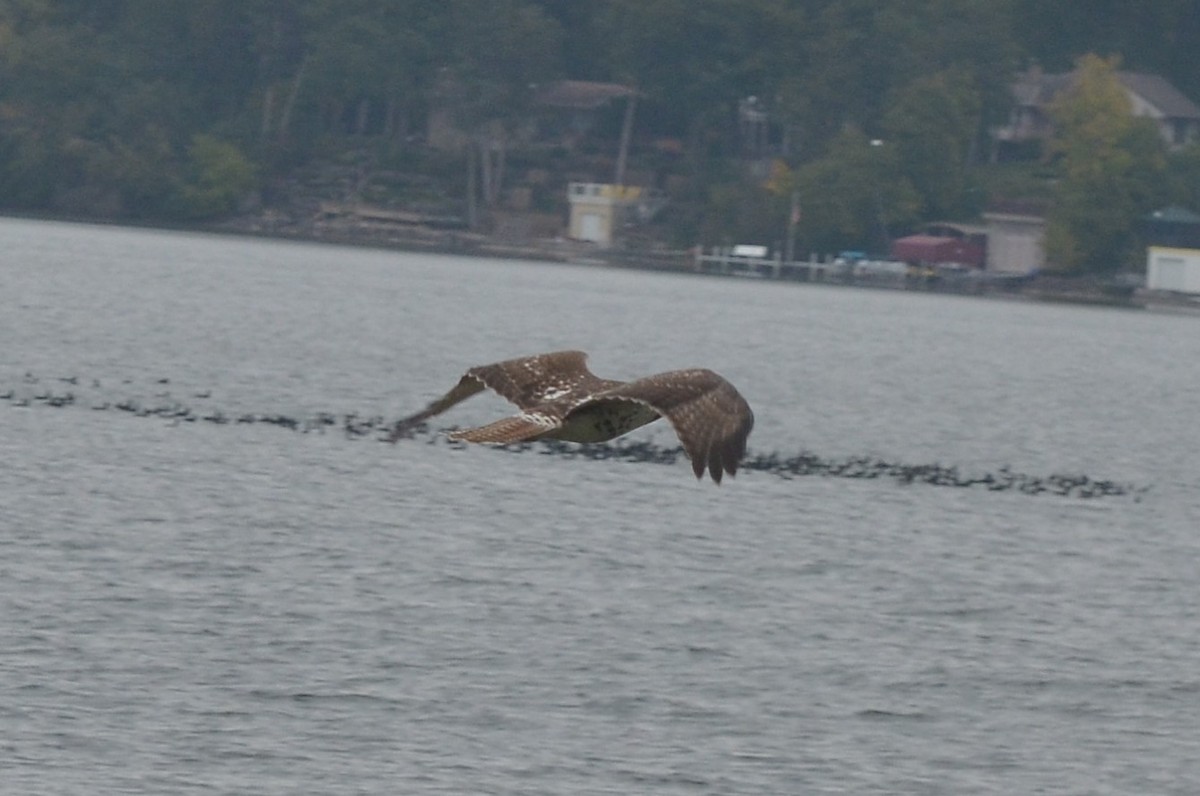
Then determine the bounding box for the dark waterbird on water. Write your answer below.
[387,350,754,483]
[1,370,1143,497]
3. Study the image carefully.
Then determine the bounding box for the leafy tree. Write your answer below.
[1043,54,1166,272]
[1163,143,1200,212]
[792,127,920,254]
[298,1,438,139]
[789,0,1017,159]
[0,0,1195,238]
[174,134,259,219]
[438,0,564,224]
[0,19,124,209]
[247,2,308,144]
[694,176,787,249]
[597,0,805,149]
[882,69,983,219]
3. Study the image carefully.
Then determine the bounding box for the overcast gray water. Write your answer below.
[2,217,1199,794]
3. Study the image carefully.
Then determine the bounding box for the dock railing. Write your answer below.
[693,246,843,281]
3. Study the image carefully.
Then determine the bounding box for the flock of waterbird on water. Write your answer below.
[6,353,1143,501]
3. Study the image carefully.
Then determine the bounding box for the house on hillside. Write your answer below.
[426,76,637,153]
[532,80,637,151]
[992,66,1200,158]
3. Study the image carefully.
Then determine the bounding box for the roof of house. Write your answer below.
[1117,72,1200,118]
[533,81,636,111]
[985,198,1052,218]
[1012,69,1073,106]
[1013,67,1200,120]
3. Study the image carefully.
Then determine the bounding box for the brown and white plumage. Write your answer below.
[388,350,754,483]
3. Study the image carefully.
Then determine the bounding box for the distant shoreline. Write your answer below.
[7,210,1198,315]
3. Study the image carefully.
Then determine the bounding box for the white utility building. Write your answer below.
[1147,246,1200,294]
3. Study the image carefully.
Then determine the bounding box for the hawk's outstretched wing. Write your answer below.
[466,350,619,409]
[447,408,566,444]
[385,373,486,441]
[386,350,616,441]
[580,369,754,483]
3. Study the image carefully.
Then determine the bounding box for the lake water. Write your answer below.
[2,216,1199,794]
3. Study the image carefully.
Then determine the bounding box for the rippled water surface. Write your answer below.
[3,217,1199,794]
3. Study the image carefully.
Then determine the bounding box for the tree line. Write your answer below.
[2,0,1200,272]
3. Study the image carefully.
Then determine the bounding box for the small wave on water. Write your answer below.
[4,373,1147,500]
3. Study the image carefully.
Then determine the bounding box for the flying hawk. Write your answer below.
[388,350,754,483]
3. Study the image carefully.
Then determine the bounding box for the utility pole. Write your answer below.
[870,139,890,254]
[786,191,800,262]
[614,91,637,186]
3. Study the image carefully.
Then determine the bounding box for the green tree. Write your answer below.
[174,134,259,219]
[789,0,1016,159]
[597,0,806,150]
[298,1,438,139]
[1164,143,1200,212]
[439,0,563,224]
[693,178,785,249]
[882,69,982,219]
[1043,54,1166,272]
[792,127,920,254]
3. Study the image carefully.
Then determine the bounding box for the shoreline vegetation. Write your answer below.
[6,3,1200,302]
[6,5,1200,313]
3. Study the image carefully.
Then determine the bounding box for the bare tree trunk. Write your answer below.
[261,85,276,141]
[326,100,344,134]
[466,144,478,229]
[356,98,370,136]
[967,112,983,166]
[477,131,507,207]
[479,138,493,209]
[276,56,308,143]
[614,92,637,186]
[384,97,397,139]
[486,137,506,206]
[396,107,409,142]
